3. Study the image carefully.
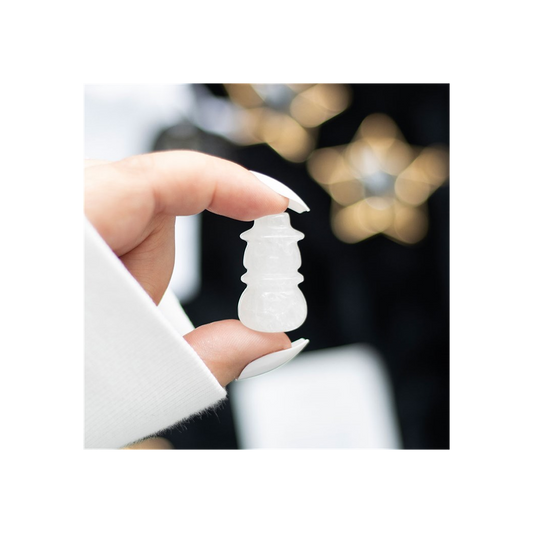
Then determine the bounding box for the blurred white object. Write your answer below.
[84,84,192,161]
[231,343,402,448]
[84,84,200,303]
[168,214,201,303]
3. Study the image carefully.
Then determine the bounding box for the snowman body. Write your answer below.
[238,213,307,332]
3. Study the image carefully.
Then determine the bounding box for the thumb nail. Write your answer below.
[236,338,309,380]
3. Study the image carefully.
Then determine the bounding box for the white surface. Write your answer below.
[84,84,190,161]
[236,338,309,380]
[168,214,201,303]
[231,343,401,449]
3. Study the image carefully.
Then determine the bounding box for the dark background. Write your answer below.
[154,84,449,449]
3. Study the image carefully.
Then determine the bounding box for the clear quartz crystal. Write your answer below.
[238,212,307,332]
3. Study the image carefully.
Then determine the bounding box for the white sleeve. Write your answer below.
[84,218,226,449]
[157,286,195,335]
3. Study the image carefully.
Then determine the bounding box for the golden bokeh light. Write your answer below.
[385,203,429,244]
[224,84,265,108]
[290,84,351,128]
[332,203,375,243]
[347,140,382,176]
[328,179,364,206]
[395,168,431,206]
[381,139,415,176]
[307,146,355,189]
[357,113,401,142]
[307,113,448,245]
[362,198,395,232]
[223,84,351,162]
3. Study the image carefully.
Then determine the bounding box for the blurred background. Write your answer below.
[85,83,449,449]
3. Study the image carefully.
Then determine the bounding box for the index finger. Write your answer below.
[114,150,290,221]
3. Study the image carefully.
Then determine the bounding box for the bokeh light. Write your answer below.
[307,113,449,245]
[224,83,351,162]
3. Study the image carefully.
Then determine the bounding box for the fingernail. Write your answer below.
[236,338,310,381]
[250,171,310,213]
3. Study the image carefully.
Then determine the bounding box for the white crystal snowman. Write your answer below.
[238,172,309,333]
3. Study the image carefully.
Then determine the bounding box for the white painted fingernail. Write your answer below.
[250,171,310,213]
[236,338,309,381]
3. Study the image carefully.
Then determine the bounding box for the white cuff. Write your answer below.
[84,218,226,449]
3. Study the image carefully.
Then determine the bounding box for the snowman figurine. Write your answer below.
[238,172,310,333]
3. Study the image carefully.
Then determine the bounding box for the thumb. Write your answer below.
[183,319,291,386]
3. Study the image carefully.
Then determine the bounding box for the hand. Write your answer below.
[85,150,291,386]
